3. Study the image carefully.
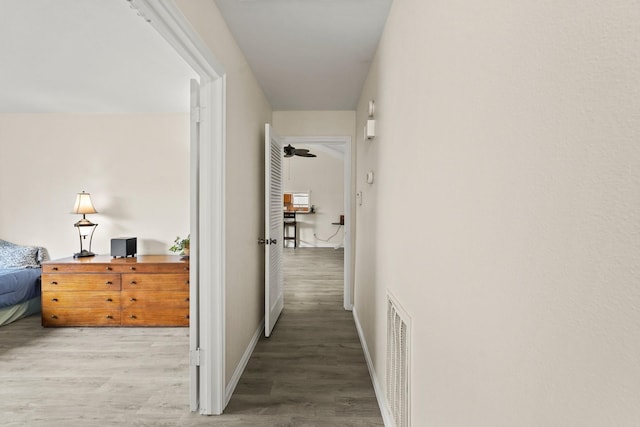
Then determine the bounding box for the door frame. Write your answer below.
[281,135,354,310]
[130,0,226,415]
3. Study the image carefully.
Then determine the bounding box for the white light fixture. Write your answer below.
[365,100,376,140]
[72,191,98,258]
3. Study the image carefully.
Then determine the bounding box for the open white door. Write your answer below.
[189,78,200,411]
[264,123,284,337]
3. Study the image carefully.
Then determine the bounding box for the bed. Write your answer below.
[0,240,49,326]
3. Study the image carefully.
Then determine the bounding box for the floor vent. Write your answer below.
[387,294,410,427]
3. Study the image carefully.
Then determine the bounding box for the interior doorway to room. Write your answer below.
[280,135,353,311]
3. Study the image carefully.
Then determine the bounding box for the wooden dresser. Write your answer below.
[41,255,189,327]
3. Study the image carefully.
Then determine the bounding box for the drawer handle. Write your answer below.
[184,281,189,285]
[106,315,113,319]
[105,281,113,285]
[52,267,58,271]
[130,266,136,271]
[106,267,112,271]
[51,298,58,302]
[50,315,58,319]
[184,267,189,271]
[106,298,113,302]
[185,297,189,302]
[130,298,137,302]
[130,315,137,319]
[50,281,58,285]
[130,281,137,285]
[185,315,189,319]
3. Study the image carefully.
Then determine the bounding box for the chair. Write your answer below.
[283,211,297,248]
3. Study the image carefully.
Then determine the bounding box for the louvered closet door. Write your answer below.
[264,123,284,337]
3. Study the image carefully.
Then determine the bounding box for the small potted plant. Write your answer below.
[170,235,190,259]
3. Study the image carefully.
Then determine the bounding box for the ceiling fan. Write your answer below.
[283,144,316,158]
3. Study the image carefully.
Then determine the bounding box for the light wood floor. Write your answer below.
[0,248,382,426]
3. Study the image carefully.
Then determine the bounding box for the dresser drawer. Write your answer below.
[122,307,189,326]
[43,264,121,274]
[42,307,121,327]
[115,264,189,274]
[121,291,189,309]
[43,291,121,308]
[122,274,189,291]
[42,274,121,291]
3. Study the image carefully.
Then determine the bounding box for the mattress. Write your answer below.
[0,268,42,308]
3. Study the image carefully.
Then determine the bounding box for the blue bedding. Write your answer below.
[0,268,41,308]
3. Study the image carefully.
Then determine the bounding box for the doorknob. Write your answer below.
[258,238,278,245]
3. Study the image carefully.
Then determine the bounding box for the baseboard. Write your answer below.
[225,318,264,407]
[353,306,395,427]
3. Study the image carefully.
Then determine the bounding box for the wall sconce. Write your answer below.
[365,100,376,140]
[72,191,98,258]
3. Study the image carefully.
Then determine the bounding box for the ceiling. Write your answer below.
[0,0,392,113]
[214,0,393,110]
[0,0,197,113]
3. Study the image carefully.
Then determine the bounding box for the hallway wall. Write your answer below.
[174,0,272,389]
[354,0,640,425]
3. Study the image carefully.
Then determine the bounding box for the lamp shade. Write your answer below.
[72,191,98,215]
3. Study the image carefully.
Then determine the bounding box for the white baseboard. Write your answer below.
[224,318,264,407]
[353,306,395,427]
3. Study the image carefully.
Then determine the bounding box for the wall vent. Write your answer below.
[387,293,411,427]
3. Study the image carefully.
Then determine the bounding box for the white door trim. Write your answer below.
[281,135,354,310]
[129,0,226,415]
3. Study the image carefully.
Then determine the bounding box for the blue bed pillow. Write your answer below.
[0,240,41,269]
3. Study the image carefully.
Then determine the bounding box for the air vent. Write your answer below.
[387,294,410,427]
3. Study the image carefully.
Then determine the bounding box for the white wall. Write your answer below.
[174,0,272,388]
[273,111,356,283]
[282,145,344,247]
[354,1,640,426]
[0,113,189,259]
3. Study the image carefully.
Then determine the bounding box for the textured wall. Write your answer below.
[354,0,640,425]
[0,113,189,259]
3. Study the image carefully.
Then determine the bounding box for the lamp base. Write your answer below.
[73,250,96,258]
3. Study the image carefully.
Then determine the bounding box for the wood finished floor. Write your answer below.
[0,248,383,426]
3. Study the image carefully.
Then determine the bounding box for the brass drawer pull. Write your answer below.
[52,267,58,271]
[130,266,136,271]
[51,298,58,302]
[184,267,189,271]
[50,315,58,319]
[50,281,58,285]
[105,281,113,285]
[185,315,190,319]
[106,298,113,302]
[130,281,137,285]
[130,298,137,302]
[106,315,113,319]
[130,315,137,319]
[106,267,112,271]
[184,281,189,285]
[185,297,189,302]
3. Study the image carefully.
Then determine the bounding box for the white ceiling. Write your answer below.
[0,0,197,113]
[214,0,392,110]
[0,0,391,113]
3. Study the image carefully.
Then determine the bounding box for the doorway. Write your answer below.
[131,0,226,415]
[281,136,353,310]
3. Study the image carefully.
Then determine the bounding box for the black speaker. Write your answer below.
[111,237,137,258]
